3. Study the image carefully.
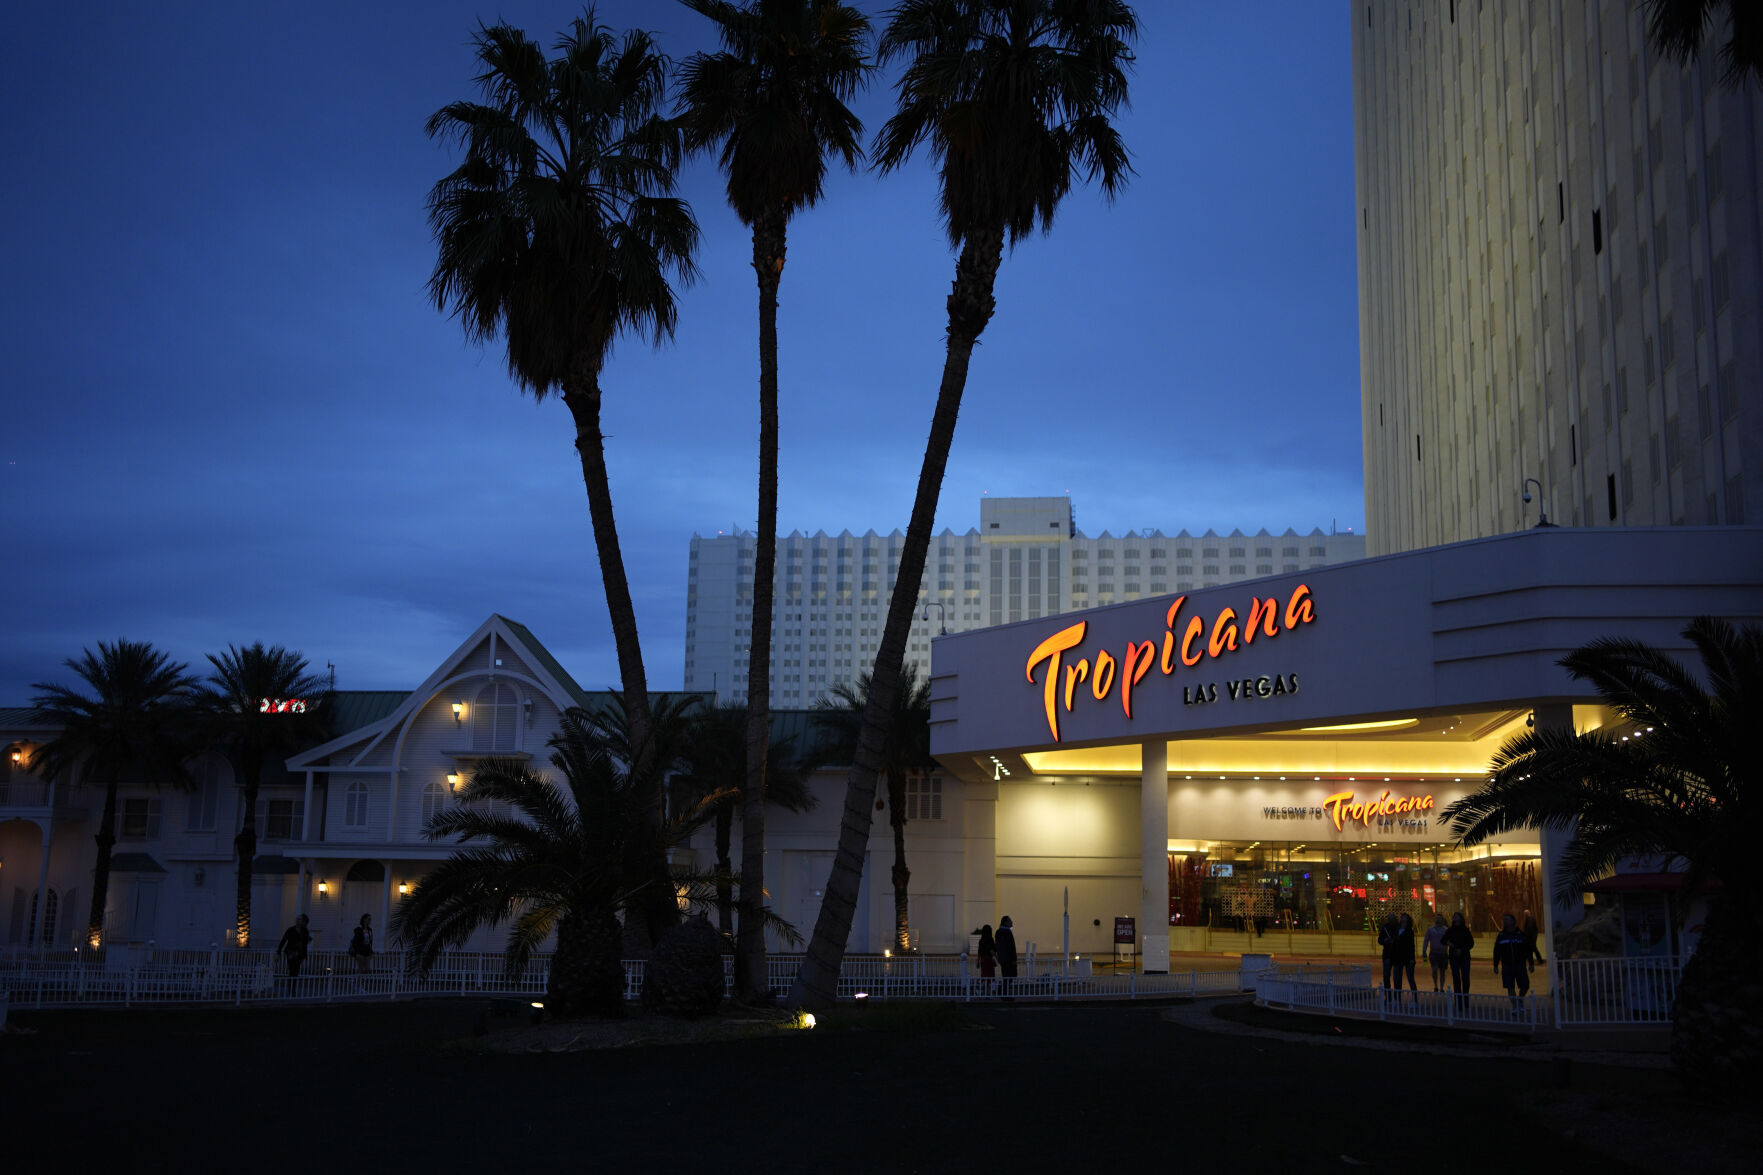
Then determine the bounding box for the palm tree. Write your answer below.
[1646,0,1761,88]
[819,665,932,954]
[790,0,1138,1009]
[394,708,728,1017]
[426,11,699,947]
[1441,617,1762,1100]
[30,640,199,948]
[678,702,819,940]
[193,643,330,948]
[675,0,871,1002]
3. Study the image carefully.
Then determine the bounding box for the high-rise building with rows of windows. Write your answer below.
[1352,0,1761,555]
[684,497,1366,707]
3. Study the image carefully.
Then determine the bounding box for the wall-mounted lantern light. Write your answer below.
[317,879,329,897]
[398,882,410,896]
[447,772,461,791]
[452,700,466,724]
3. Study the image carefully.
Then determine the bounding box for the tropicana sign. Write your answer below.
[1024,583,1316,742]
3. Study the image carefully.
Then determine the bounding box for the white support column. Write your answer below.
[379,868,393,953]
[301,771,315,843]
[1140,740,1170,973]
[1534,703,1582,959]
[31,822,53,945]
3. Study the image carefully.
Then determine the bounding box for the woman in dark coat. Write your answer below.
[976,924,997,985]
[1377,913,1402,992]
[1442,911,1475,996]
[994,915,1018,998]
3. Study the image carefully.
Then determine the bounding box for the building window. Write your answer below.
[344,783,369,829]
[265,798,305,841]
[185,756,223,831]
[30,887,59,946]
[472,683,519,751]
[120,797,160,840]
[421,780,447,827]
[906,775,943,821]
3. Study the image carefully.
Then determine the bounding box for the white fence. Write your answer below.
[0,946,1683,1029]
[0,946,1253,1009]
[1254,955,1682,1033]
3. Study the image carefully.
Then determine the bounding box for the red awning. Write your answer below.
[1586,872,1722,894]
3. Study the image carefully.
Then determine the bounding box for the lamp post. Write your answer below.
[1521,478,1554,528]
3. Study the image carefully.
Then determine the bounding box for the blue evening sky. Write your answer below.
[0,1,1363,699]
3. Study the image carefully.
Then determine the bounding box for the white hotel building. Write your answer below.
[684,496,1366,708]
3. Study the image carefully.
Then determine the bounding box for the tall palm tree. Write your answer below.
[193,643,330,948]
[675,0,871,1002]
[1441,617,1762,1101]
[426,11,699,947]
[30,640,199,948]
[678,701,819,939]
[819,664,932,953]
[394,708,728,1018]
[790,0,1138,1009]
[1646,0,1761,88]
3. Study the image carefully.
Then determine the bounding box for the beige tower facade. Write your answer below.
[1352,0,1762,555]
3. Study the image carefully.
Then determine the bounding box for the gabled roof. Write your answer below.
[286,614,595,769]
[498,616,589,707]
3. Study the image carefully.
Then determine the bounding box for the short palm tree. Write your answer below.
[1441,617,1761,1100]
[820,665,932,954]
[30,640,199,947]
[426,11,699,947]
[676,0,871,1002]
[678,701,818,939]
[394,708,728,1018]
[792,0,1138,1009]
[193,643,331,948]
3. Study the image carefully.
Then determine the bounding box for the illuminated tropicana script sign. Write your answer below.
[259,698,308,714]
[1025,584,1316,741]
[1323,789,1434,831]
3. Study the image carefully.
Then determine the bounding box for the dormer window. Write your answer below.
[472,683,519,751]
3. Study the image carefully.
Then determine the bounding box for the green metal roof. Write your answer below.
[109,852,166,874]
[252,855,300,874]
[327,691,408,736]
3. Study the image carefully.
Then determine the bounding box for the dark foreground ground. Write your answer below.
[1,998,1739,1174]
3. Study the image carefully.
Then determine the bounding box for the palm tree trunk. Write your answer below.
[86,774,121,948]
[234,764,259,948]
[888,768,910,953]
[561,368,675,950]
[1669,895,1763,1101]
[791,229,1004,1008]
[737,211,786,1003]
[550,906,627,1018]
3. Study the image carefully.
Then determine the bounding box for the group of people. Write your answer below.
[1381,909,1541,1011]
[275,913,376,986]
[972,916,1017,996]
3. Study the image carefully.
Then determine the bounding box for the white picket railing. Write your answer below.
[1254,955,1683,1032]
[0,945,1685,1029]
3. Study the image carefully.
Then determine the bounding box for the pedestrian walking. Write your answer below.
[1522,909,1544,965]
[277,913,312,984]
[1422,913,1449,992]
[975,924,996,990]
[1492,912,1533,1014]
[347,913,374,977]
[995,915,1017,1000]
[1442,911,1474,997]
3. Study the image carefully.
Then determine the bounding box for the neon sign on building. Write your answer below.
[1024,584,1316,741]
[259,698,308,714]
